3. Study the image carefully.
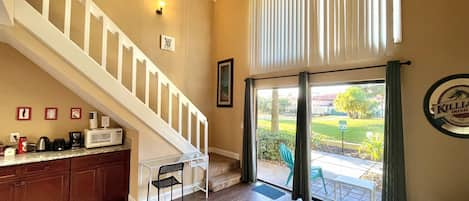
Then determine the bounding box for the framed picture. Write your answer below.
[217,58,234,107]
[160,34,176,52]
[70,108,82,120]
[17,107,32,120]
[45,107,58,120]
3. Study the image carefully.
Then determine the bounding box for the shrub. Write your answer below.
[257,128,295,162]
[359,132,384,161]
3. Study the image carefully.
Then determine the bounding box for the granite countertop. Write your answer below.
[0,143,131,167]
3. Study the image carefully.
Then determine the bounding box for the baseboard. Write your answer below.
[209,147,240,160]
[145,183,201,201]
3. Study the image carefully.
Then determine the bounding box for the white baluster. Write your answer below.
[144,66,150,106]
[187,109,192,143]
[64,0,72,38]
[196,115,200,150]
[168,86,173,127]
[204,120,208,155]
[42,0,50,19]
[178,99,183,135]
[101,19,108,69]
[83,0,91,54]
[131,49,137,95]
[157,78,162,117]
[117,37,123,82]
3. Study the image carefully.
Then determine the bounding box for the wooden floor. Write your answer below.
[175,182,292,201]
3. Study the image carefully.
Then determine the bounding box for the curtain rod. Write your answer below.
[251,60,412,81]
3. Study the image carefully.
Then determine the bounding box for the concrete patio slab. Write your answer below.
[258,150,383,201]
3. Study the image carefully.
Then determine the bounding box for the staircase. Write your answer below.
[1,0,209,179]
[3,0,208,153]
[208,154,242,192]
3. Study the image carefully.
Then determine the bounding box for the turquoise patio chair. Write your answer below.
[279,143,327,194]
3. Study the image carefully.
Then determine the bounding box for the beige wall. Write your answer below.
[211,0,469,200]
[396,0,469,200]
[92,0,214,118]
[211,0,250,154]
[0,43,98,143]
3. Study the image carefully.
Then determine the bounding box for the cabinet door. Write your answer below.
[70,169,99,201]
[98,163,129,201]
[19,173,69,201]
[0,181,15,201]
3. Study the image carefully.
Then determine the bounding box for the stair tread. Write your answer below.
[209,170,241,183]
[209,154,240,178]
[208,169,242,192]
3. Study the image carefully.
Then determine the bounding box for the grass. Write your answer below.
[257,115,384,144]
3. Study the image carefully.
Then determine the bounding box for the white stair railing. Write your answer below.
[18,0,208,155]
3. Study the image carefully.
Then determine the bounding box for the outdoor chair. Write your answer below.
[279,143,327,194]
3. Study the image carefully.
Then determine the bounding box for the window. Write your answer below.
[249,0,401,74]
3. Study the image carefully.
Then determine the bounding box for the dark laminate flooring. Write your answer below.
[176,182,292,201]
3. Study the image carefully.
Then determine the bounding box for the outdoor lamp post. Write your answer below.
[338,120,347,154]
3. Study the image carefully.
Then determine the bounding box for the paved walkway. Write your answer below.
[258,150,382,201]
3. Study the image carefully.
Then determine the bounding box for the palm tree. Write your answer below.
[271,89,279,133]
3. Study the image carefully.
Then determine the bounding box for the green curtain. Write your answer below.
[382,61,407,201]
[241,78,257,183]
[292,72,311,200]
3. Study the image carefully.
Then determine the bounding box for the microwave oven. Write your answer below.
[84,128,123,148]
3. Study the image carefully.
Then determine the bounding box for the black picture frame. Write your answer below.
[217,58,234,108]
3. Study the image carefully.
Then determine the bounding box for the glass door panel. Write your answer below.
[256,87,298,190]
[310,83,385,201]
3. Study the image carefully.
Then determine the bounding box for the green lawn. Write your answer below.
[257,116,384,144]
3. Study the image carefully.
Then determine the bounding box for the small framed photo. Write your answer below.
[217,58,234,107]
[70,108,82,120]
[45,107,58,120]
[17,107,32,120]
[160,34,176,52]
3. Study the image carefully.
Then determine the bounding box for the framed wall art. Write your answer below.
[217,58,234,107]
[70,108,82,120]
[17,107,32,120]
[45,107,58,120]
[423,74,469,138]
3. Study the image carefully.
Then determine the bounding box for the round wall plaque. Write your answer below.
[424,74,469,138]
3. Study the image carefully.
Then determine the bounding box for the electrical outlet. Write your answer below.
[10,133,20,143]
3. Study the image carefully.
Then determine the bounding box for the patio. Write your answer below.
[258,150,383,201]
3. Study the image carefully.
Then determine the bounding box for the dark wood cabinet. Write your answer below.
[18,173,69,201]
[0,150,130,201]
[99,163,129,201]
[0,180,15,201]
[70,169,99,201]
[70,150,130,201]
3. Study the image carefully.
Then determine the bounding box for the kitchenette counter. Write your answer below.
[0,143,131,167]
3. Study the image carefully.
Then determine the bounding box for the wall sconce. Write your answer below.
[156,1,165,15]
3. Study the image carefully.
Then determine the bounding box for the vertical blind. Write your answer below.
[249,0,397,75]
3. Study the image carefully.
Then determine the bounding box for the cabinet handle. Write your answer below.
[14,181,25,187]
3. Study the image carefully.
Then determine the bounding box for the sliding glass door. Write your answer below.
[310,82,385,201]
[255,82,384,201]
[256,87,298,190]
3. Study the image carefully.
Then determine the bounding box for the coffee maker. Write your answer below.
[69,131,83,149]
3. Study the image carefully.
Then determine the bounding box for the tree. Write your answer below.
[334,87,378,119]
[271,89,279,133]
[257,96,272,114]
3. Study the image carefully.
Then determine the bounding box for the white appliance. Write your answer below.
[89,111,98,129]
[84,128,123,148]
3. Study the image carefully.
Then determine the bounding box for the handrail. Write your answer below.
[27,0,208,155]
